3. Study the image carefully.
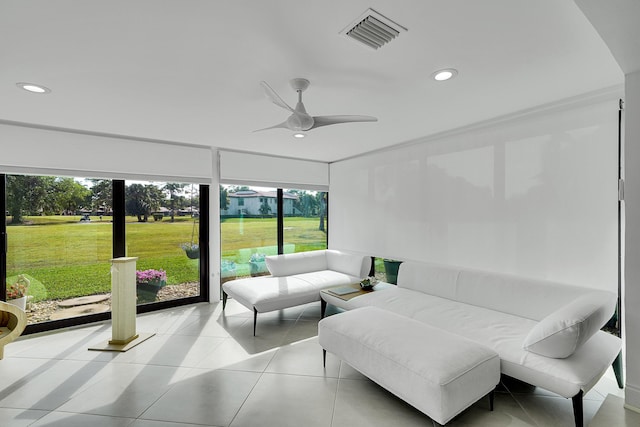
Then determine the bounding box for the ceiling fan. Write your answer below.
[255,78,377,134]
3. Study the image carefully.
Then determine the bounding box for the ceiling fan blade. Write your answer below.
[310,115,378,129]
[253,121,290,132]
[260,81,294,112]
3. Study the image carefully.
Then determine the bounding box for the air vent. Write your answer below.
[340,8,407,50]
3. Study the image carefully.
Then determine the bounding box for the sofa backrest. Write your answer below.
[455,269,595,320]
[266,249,369,278]
[397,261,611,320]
[396,261,458,300]
[326,250,370,278]
[266,251,328,276]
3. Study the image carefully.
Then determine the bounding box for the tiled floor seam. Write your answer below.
[500,380,540,427]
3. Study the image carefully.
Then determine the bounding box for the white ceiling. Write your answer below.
[0,0,623,163]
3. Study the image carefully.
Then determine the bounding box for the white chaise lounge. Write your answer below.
[222,249,369,335]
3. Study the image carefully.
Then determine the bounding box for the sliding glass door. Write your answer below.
[1,174,209,333]
[125,181,202,304]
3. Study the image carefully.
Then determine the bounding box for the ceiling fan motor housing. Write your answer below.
[286,112,314,131]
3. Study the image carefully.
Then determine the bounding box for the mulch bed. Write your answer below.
[26,283,200,324]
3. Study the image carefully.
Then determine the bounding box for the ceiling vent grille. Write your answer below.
[340,8,407,50]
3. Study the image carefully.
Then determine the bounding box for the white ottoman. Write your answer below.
[318,306,500,426]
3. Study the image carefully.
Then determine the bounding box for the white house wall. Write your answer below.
[329,90,620,291]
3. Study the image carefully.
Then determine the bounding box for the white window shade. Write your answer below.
[0,123,213,183]
[329,91,620,291]
[219,151,329,191]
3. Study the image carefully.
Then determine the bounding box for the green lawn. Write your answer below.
[6,215,326,302]
[6,215,199,301]
[220,216,327,256]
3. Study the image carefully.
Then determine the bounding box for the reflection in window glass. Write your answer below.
[5,175,112,324]
[125,181,201,304]
[220,185,277,282]
[284,189,327,253]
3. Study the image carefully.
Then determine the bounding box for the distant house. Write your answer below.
[222,190,298,216]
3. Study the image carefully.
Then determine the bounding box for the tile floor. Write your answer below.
[0,300,637,427]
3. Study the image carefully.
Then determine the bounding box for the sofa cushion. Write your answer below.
[266,251,328,276]
[293,270,362,290]
[522,292,617,358]
[223,275,317,312]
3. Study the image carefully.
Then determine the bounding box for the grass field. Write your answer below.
[6,215,326,302]
[220,217,327,255]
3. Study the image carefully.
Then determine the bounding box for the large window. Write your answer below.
[220,185,328,285]
[284,189,328,253]
[4,175,113,325]
[1,174,209,333]
[220,186,278,283]
[125,181,201,304]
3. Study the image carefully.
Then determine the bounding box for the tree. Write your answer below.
[89,179,113,213]
[163,183,186,222]
[220,186,229,211]
[318,192,327,232]
[125,183,164,222]
[6,175,52,223]
[49,178,91,215]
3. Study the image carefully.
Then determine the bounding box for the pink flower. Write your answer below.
[136,269,167,285]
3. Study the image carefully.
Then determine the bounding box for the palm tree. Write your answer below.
[163,183,186,222]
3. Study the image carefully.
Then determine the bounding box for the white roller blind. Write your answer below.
[329,92,620,291]
[219,151,329,190]
[0,123,213,183]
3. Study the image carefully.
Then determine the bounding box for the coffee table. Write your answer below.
[320,281,393,318]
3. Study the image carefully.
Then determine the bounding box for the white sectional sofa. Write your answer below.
[321,261,621,427]
[222,249,370,335]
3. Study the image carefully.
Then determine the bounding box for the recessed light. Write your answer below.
[432,69,458,81]
[16,82,51,94]
[293,133,306,139]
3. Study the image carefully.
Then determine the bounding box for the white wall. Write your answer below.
[623,70,640,409]
[330,91,620,290]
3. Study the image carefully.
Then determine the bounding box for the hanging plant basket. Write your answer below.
[181,208,200,259]
[183,245,200,259]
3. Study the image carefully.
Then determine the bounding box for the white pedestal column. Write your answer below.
[110,256,139,345]
[89,257,155,352]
